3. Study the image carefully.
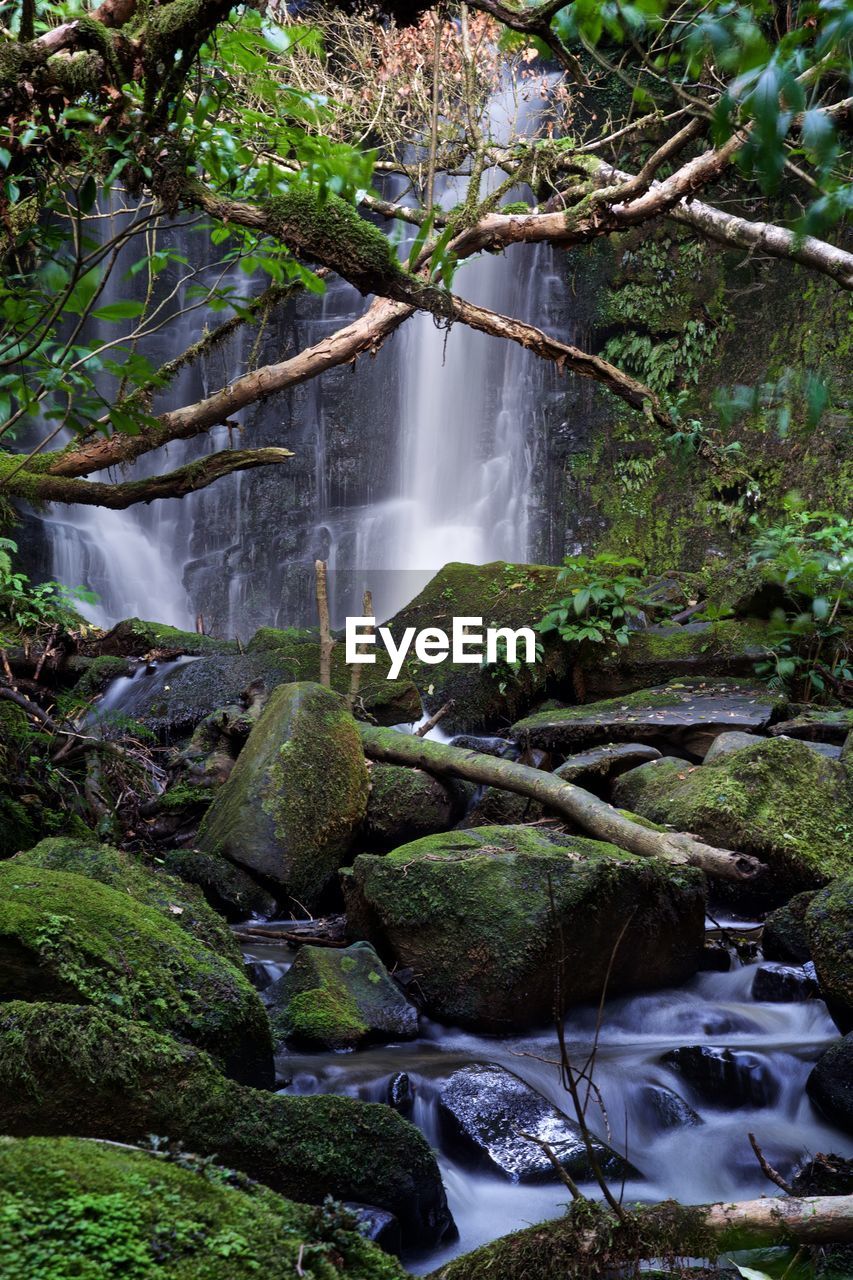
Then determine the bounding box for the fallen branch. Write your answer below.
[359,726,764,881]
[415,700,455,737]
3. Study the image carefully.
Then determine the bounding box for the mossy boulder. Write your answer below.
[807,1034,853,1135]
[0,1135,406,1280]
[267,941,418,1050]
[93,617,237,657]
[68,653,134,699]
[248,626,422,726]
[381,561,568,733]
[198,682,369,908]
[769,708,853,745]
[512,678,785,759]
[574,620,772,699]
[0,864,272,1086]
[342,825,705,1031]
[365,762,458,846]
[806,876,853,1032]
[159,846,278,922]
[0,1003,453,1249]
[13,837,241,964]
[762,891,816,963]
[613,737,853,892]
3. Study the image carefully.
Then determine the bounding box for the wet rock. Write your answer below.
[572,622,774,701]
[613,737,853,892]
[751,962,819,1003]
[198,682,369,908]
[769,709,853,746]
[636,1083,703,1131]
[266,941,418,1051]
[159,846,278,922]
[343,825,705,1032]
[344,1203,403,1256]
[703,731,762,762]
[450,734,519,759]
[663,1046,781,1107]
[0,864,273,1088]
[512,678,785,759]
[762,892,816,963]
[806,875,853,1033]
[437,1064,633,1183]
[365,763,457,846]
[0,1002,453,1249]
[699,943,731,971]
[382,561,568,734]
[388,1072,414,1114]
[553,742,661,785]
[807,1035,853,1134]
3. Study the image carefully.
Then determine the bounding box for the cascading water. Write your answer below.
[34,72,568,635]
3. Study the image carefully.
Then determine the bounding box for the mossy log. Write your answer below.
[428,1194,853,1280]
[359,726,764,882]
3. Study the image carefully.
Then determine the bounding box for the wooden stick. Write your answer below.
[315,559,333,689]
[415,700,455,737]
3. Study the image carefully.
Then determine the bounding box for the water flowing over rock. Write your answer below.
[662,1046,781,1108]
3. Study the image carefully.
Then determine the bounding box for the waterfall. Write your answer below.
[37,74,567,636]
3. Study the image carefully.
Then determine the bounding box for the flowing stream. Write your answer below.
[242,931,853,1271]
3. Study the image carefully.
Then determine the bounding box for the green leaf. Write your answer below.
[92,300,145,323]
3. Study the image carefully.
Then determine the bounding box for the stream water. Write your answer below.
[241,931,853,1272]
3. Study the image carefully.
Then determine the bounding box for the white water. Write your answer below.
[37,74,563,635]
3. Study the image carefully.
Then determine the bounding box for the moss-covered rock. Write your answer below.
[365,762,457,846]
[762,891,816,963]
[93,617,237,657]
[267,941,418,1050]
[806,876,853,1033]
[769,709,853,745]
[0,1135,405,1280]
[574,620,772,699]
[159,846,278,922]
[512,678,786,759]
[382,561,568,733]
[12,837,241,964]
[0,864,272,1086]
[68,654,134,699]
[612,737,853,892]
[0,1003,453,1249]
[343,826,705,1031]
[198,682,369,907]
[248,627,422,726]
[807,1034,853,1135]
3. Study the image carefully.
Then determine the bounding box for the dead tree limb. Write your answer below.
[359,725,765,881]
[315,560,333,689]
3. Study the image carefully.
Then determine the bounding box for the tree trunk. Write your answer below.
[427,1194,853,1280]
[359,725,765,881]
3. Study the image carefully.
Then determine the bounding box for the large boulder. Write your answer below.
[381,561,568,733]
[662,1045,781,1107]
[159,846,278,922]
[364,762,458,847]
[342,826,705,1031]
[0,864,272,1087]
[769,709,853,745]
[806,876,853,1032]
[13,836,241,964]
[266,942,418,1050]
[0,1135,406,1280]
[0,1003,453,1249]
[198,682,369,908]
[613,737,853,891]
[807,1035,853,1134]
[512,678,785,759]
[437,1063,633,1183]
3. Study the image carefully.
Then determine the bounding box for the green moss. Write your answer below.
[13,837,240,963]
[158,847,277,923]
[265,188,401,294]
[0,1135,404,1280]
[365,762,455,844]
[284,986,367,1045]
[806,874,853,1031]
[156,780,216,811]
[101,617,236,656]
[0,864,271,1085]
[0,1003,451,1249]
[614,737,853,890]
[70,655,133,700]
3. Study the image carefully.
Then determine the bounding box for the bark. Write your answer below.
[315,559,333,688]
[428,1194,853,1280]
[359,725,765,881]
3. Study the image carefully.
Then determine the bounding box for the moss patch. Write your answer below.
[806,875,853,1032]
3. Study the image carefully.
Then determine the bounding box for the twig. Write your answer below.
[748,1131,794,1195]
[415,700,455,737]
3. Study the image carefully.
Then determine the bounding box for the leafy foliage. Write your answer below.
[538,553,646,648]
[0,538,94,645]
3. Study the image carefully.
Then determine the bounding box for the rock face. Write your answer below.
[364,763,458,847]
[0,1135,408,1280]
[343,825,706,1031]
[437,1063,633,1183]
[0,864,273,1088]
[769,709,853,745]
[198,682,369,908]
[13,836,242,963]
[380,561,568,733]
[553,742,662,785]
[0,1002,454,1250]
[636,1083,703,1131]
[762,891,816,963]
[662,1046,780,1107]
[807,1035,853,1134]
[613,737,853,891]
[511,679,785,759]
[266,942,418,1050]
[703,731,761,762]
[751,962,818,1003]
[806,876,853,1032]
